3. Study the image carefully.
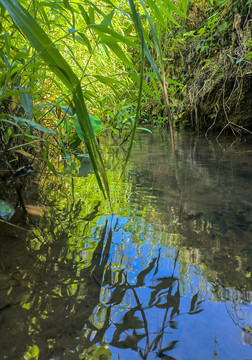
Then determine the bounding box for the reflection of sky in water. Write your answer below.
[90,215,252,360]
[1,131,251,360]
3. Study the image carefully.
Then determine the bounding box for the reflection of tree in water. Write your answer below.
[0,198,205,360]
[106,249,204,360]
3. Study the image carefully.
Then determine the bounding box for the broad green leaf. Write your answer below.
[90,115,102,134]
[72,114,102,137]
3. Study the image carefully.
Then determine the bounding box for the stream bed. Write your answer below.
[0,129,251,360]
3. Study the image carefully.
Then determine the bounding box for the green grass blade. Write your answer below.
[1,0,109,198]
[140,0,162,65]
[145,0,166,27]
[120,0,145,178]
[162,0,186,18]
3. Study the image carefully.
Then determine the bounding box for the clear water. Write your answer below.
[0,129,251,360]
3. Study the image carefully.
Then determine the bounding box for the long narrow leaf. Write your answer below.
[120,0,145,178]
[87,24,139,49]
[1,0,109,198]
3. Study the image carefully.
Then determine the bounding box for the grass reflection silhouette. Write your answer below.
[0,205,205,360]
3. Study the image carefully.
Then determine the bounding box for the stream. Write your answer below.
[0,129,251,360]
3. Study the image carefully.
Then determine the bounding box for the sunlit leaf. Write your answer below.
[0,0,109,198]
[145,0,166,27]
[87,25,139,49]
[78,4,89,25]
[101,9,114,26]
[162,0,186,17]
[136,127,152,133]
[76,33,92,52]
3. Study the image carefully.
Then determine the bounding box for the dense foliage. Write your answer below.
[0,0,251,196]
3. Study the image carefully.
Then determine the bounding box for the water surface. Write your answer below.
[0,129,251,360]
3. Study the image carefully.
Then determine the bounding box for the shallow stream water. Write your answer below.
[0,129,251,360]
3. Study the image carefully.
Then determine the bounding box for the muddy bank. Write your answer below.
[178,50,252,135]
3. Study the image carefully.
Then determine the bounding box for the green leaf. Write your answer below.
[87,25,139,49]
[130,73,156,97]
[140,0,162,65]
[162,0,186,17]
[90,115,102,134]
[166,77,184,87]
[102,38,134,69]
[19,87,33,120]
[99,0,115,5]
[4,31,11,58]
[181,0,189,15]
[92,74,121,93]
[78,4,90,25]
[76,33,92,52]
[101,9,114,27]
[145,0,166,27]
[89,6,95,24]
[0,89,30,103]
[144,43,162,84]
[136,127,152,133]
[120,0,145,178]
[160,4,181,26]
[0,0,109,199]
[73,114,102,137]
[13,116,56,134]
[218,21,228,32]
